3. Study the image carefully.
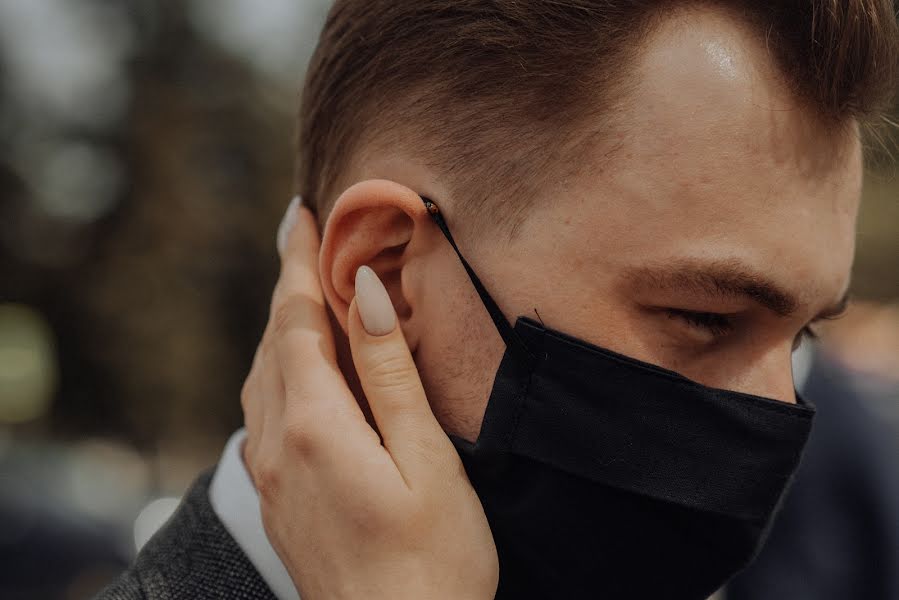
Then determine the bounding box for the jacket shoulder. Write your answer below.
[95,468,276,600]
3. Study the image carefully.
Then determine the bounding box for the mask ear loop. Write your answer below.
[421,196,536,363]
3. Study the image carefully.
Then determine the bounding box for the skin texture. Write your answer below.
[244,210,498,599]
[321,7,862,440]
[242,6,863,598]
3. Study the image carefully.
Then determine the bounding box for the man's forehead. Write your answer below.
[634,6,768,105]
[625,8,825,164]
[569,8,865,248]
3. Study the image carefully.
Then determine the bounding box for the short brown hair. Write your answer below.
[297,1,899,228]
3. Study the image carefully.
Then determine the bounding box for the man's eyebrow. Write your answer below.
[624,259,808,317]
[814,291,851,321]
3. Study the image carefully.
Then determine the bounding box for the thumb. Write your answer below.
[347,266,456,483]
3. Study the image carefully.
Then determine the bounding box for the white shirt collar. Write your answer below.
[209,429,300,600]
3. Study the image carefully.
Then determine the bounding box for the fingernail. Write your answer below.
[276,196,302,257]
[355,266,396,336]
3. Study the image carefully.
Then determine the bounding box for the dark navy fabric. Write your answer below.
[729,354,899,600]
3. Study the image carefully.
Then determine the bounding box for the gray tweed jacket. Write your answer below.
[96,469,278,599]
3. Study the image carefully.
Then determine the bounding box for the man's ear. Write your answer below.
[319,179,432,345]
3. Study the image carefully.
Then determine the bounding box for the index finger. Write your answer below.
[269,199,365,429]
[269,198,375,456]
[270,198,337,370]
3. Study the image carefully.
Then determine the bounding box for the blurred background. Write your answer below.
[0,1,896,599]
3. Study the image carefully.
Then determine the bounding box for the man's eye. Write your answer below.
[665,309,735,336]
[666,309,820,350]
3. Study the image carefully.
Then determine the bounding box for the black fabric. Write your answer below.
[453,317,814,599]
[470,318,813,520]
[422,195,816,600]
[95,469,277,600]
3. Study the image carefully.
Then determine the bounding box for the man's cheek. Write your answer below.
[416,327,498,442]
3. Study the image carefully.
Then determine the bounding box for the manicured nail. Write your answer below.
[276,196,302,257]
[355,266,396,336]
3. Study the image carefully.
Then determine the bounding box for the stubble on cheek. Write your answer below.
[419,317,502,442]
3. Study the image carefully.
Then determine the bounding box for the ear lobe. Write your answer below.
[319,179,430,337]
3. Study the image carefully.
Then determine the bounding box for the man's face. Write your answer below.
[402,8,862,440]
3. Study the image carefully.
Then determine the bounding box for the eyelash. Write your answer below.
[665,309,818,349]
[666,309,734,336]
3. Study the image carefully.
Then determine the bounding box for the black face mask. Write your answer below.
[421,196,815,600]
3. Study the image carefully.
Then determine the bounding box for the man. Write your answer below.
[98,1,899,599]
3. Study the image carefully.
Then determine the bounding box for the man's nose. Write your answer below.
[713,344,798,404]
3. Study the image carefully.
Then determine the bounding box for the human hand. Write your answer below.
[241,198,498,600]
